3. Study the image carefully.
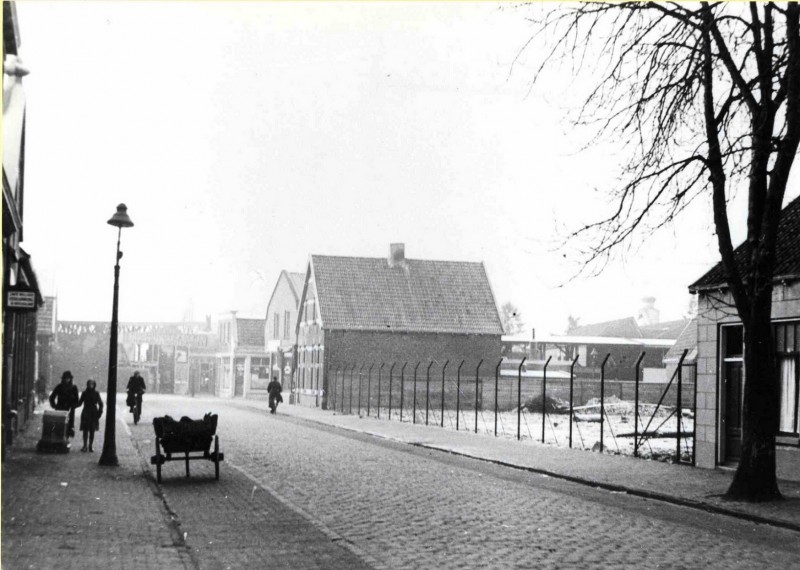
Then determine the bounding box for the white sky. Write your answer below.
[14,1,800,334]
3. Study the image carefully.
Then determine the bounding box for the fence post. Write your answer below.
[495,359,502,437]
[358,364,365,416]
[600,353,610,452]
[400,362,408,422]
[542,356,552,443]
[456,361,465,431]
[378,363,385,419]
[342,364,347,414]
[677,353,684,463]
[337,365,343,413]
[413,362,421,424]
[389,363,396,420]
[633,352,645,458]
[426,361,434,426]
[342,364,350,414]
[328,364,334,411]
[441,360,449,428]
[569,354,579,448]
[474,360,484,433]
[517,357,527,441]
[367,364,374,417]
[691,362,697,466]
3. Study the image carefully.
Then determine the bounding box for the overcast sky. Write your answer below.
[15,1,800,334]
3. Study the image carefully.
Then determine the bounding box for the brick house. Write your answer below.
[293,244,504,408]
[690,195,800,481]
[263,271,304,396]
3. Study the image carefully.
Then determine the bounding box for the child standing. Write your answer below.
[77,380,104,452]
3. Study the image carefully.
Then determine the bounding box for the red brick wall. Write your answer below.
[325,330,500,369]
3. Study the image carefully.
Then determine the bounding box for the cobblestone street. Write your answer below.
[129,395,800,569]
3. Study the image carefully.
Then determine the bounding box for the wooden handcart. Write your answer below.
[150,413,224,483]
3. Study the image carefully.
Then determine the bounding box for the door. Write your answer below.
[723,361,744,462]
[234,358,245,397]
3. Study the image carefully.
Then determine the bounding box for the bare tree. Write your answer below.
[500,302,526,335]
[527,2,800,501]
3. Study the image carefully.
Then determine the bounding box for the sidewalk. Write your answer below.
[2,405,193,570]
[238,398,800,532]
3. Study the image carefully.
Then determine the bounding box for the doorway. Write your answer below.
[723,361,744,462]
[720,325,744,464]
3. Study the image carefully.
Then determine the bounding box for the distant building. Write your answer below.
[294,244,504,408]
[263,271,304,397]
[214,312,269,398]
[690,194,800,481]
[662,318,697,381]
[502,306,686,383]
[35,296,57,388]
[120,321,218,395]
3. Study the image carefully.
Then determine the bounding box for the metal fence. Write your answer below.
[321,350,697,464]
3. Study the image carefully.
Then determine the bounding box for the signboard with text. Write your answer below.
[7,287,36,310]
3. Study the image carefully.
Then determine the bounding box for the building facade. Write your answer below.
[690,195,800,481]
[263,271,304,398]
[121,321,218,395]
[214,313,269,398]
[294,244,504,409]
[3,2,43,456]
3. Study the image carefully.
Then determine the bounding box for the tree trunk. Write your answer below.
[725,292,782,502]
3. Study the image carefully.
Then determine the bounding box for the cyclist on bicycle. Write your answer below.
[126,370,146,422]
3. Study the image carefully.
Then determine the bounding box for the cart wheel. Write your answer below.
[155,438,162,483]
[214,436,220,480]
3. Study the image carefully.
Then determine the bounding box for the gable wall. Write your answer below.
[695,281,800,478]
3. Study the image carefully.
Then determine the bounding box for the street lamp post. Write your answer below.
[99,204,134,467]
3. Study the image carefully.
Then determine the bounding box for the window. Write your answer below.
[723,325,743,359]
[776,321,800,435]
[284,310,291,339]
[273,312,280,339]
[779,357,798,433]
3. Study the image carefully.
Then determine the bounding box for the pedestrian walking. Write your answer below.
[49,371,79,437]
[267,376,283,414]
[35,375,47,405]
[76,379,103,452]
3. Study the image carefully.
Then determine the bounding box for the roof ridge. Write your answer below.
[310,254,484,265]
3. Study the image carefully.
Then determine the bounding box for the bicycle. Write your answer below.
[128,390,144,425]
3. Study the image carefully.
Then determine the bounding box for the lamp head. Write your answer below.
[107,203,134,228]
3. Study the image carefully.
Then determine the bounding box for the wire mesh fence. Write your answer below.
[322,351,696,464]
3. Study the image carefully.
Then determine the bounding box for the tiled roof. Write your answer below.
[663,319,697,363]
[288,272,305,302]
[690,194,800,290]
[639,319,691,340]
[570,316,689,340]
[309,255,504,335]
[569,317,642,338]
[237,318,265,347]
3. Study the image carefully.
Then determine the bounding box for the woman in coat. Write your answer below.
[77,380,104,452]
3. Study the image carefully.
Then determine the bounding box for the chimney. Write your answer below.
[636,296,660,326]
[388,243,405,267]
